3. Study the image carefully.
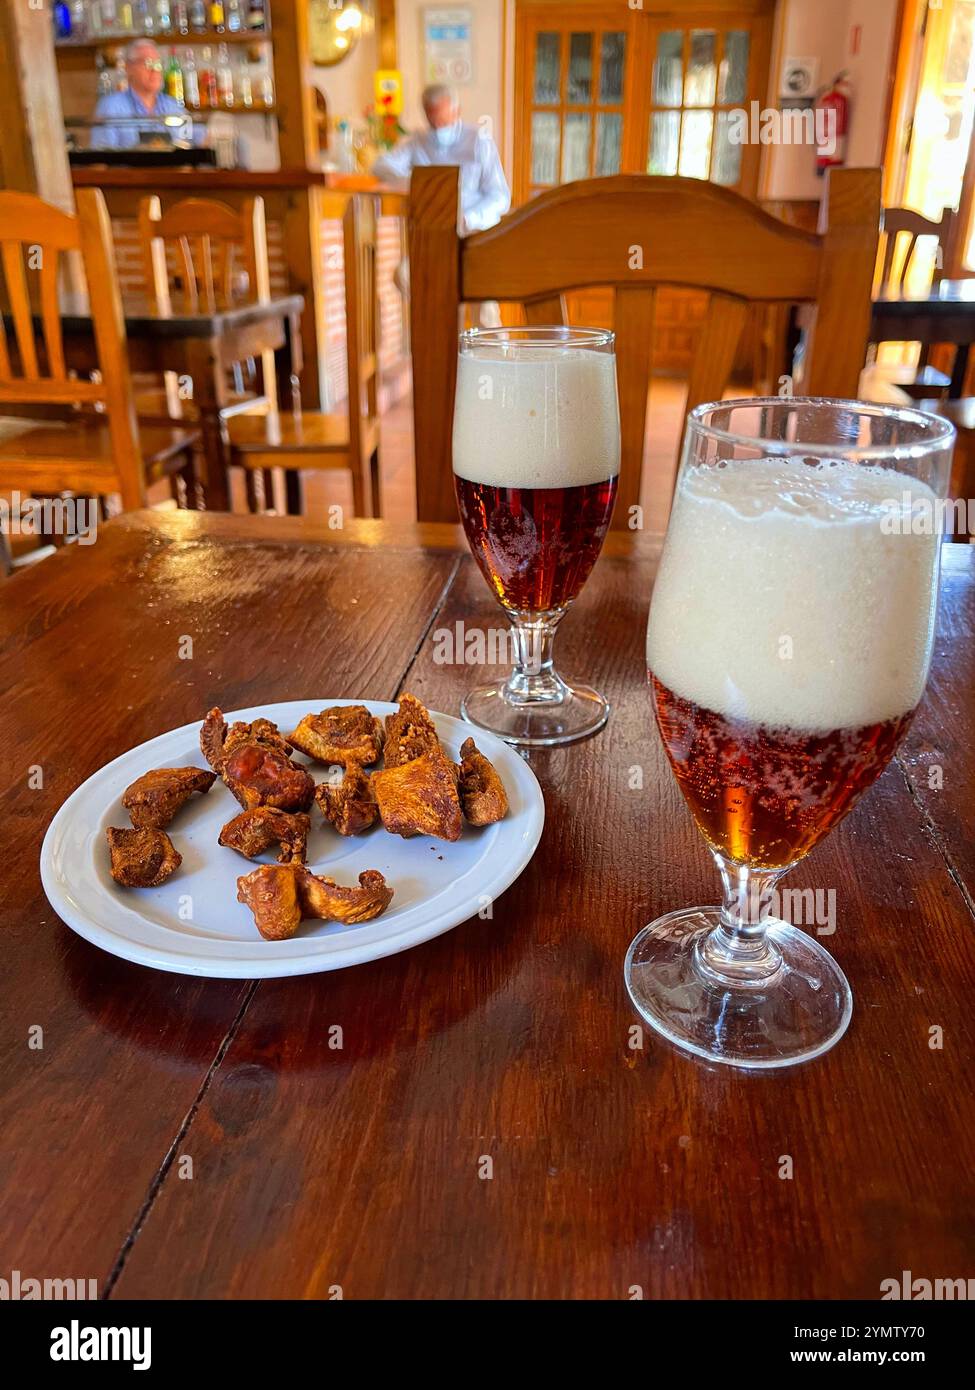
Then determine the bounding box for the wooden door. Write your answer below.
[513,1,774,371]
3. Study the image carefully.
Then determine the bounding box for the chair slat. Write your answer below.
[40,249,66,380]
[524,295,565,325]
[613,286,655,528]
[677,293,749,485]
[0,307,11,379]
[1,241,40,379]
[684,294,749,417]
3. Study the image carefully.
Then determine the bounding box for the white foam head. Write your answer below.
[452,345,620,489]
[647,457,940,730]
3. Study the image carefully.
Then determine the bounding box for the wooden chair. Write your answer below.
[136,194,277,424]
[226,194,381,518]
[408,167,882,526]
[871,204,956,400]
[0,188,198,515]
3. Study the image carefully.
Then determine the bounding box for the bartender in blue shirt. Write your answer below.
[91,39,192,150]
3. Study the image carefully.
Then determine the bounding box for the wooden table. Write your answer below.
[3,512,973,1300]
[873,278,975,395]
[26,293,305,511]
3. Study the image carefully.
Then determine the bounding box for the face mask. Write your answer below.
[433,122,460,147]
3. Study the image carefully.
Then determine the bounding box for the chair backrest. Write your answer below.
[408,167,882,525]
[878,204,954,295]
[343,193,380,451]
[137,195,270,315]
[0,186,144,508]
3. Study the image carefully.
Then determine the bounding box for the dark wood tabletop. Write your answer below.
[16,291,307,340]
[872,279,975,395]
[2,511,973,1300]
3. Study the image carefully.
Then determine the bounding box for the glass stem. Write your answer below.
[503,616,567,705]
[695,853,789,987]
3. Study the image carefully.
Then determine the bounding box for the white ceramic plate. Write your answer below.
[40,700,545,979]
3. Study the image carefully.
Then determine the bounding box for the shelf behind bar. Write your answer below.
[70,166,327,188]
[55,32,270,51]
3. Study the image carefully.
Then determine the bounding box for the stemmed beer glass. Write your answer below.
[452,327,620,746]
[627,398,954,1069]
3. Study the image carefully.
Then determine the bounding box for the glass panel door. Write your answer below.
[522,16,629,199]
[645,24,753,190]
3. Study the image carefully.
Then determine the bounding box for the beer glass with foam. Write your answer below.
[453,327,620,746]
[627,398,954,1068]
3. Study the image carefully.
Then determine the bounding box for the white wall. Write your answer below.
[396,0,506,150]
[757,0,898,199]
[313,28,381,127]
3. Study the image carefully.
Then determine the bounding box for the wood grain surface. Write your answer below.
[2,513,973,1300]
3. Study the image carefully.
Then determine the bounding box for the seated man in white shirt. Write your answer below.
[372,83,511,235]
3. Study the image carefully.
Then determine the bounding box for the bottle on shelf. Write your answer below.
[258,55,274,107]
[135,0,153,36]
[113,49,129,91]
[118,2,134,33]
[156,0,173,33]
[210,1,226,34]
[96,51,114,96]
[53,2,72,41]
[226,0,243,35]
[165,47,184,101]
[69,0,87,40]
[236,52,253,107]
[199,46,218,107]
[173,2,189,34]
[216,43,234,107]
[98,1,119,35]
[189,0,207,33]
[246,0,266,33]
[181,46,200,106]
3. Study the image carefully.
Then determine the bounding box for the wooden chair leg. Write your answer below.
[284,469,302,516]
[350,457,366,518]
[370,448,381,519]
[244,468,264,513]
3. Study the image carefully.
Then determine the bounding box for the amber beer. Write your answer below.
[452,339,620,616]
[651,676,915,868]
[646,455,941,869]
[455,475,618,614]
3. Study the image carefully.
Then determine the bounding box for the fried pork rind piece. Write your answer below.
[372,749,463,842]
[315,764,378,836]
[201,708,291,771]
[200,707,315,813]
[299,867,394,924]
[121,766,217,830]
[236,863,304,940]
[219,807,310,864]
[107,826,182,888]
[287,704,385,766]
[457,738,509,826]
[383,693,442,768]
[236,863,394,939]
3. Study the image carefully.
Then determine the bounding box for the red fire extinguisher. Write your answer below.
[814,72,851,177]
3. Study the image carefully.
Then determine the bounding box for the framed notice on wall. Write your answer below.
[423,6,474,87]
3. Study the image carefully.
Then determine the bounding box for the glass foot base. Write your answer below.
[461,678,610,747]
[624,907,852,1070]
